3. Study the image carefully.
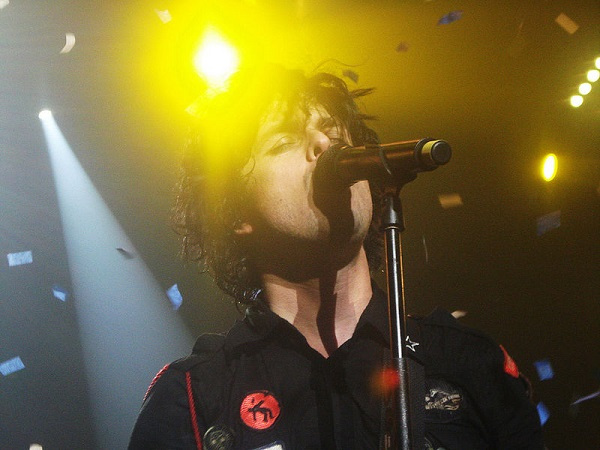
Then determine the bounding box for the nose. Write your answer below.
[306,130,331,162]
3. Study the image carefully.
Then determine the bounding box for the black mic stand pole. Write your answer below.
[380,180,414,450]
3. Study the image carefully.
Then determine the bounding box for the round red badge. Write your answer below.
[240,391,281,430]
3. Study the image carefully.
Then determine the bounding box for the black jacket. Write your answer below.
[129,286,543,449]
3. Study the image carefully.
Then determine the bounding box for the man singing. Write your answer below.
[129,65,543,449]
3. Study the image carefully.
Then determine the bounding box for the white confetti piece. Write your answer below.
[7,250,33,267]
[29,444,43,450]
[438,193,463,209]
[154,9,172,24]
[0,0,9,10]
[166,284,183,310]
[571,389,600,405]
[451,310,467,319]
[422,235,429,263]
[52,284,68,302]
[555,13,579,35]
[60,33,76,54]
[0,356,25,376]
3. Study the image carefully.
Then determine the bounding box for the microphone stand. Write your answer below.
[380,178,415,450]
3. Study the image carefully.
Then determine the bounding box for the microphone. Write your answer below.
[314,138,451,188]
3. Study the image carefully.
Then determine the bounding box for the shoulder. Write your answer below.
[409,308,507,375]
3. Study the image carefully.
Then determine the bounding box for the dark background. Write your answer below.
[1,1,598,448]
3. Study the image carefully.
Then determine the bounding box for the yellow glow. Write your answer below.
[587,69,600,83]
[542,154,558,181]
[579,82,592,95]
[193,30,239,88]
[570,95,584,107]
[596,57,600,70]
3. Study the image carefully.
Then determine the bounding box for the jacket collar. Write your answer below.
[223,280,391,352]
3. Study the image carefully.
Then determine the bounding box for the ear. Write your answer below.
[234,221,254,236]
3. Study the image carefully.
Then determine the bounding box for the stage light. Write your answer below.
[596,57,600,70]
[570,95,584,107]
[587,69,600,83]
[542,153,558,182]
[38,109,52,120]
[193,29,239,88]
[578,82,592,95]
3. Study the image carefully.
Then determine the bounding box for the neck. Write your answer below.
[261,247,372,357]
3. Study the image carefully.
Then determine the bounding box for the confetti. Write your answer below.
[0,356,25,376]
[438,193,463,209]
[60,33,76,54]
[116,247,134,259]
[0,0,8,10]
[154,9,172,24]
[395,42,410,52]
[536,210,560,237]
[437,11,463,26]
[536,401,550,426]
[451,310,467,319]
[342,70,359,83]
[52,284,68,302]
[533,359,554,381]
[555,13,579,35]
[571,389,600,406]
[422,235,429,263]
[29,445,43,450]
[166,284,183,310]
[7,250,33,267]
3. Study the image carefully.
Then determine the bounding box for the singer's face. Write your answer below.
[237,101,373,260]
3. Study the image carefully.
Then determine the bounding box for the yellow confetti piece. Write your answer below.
[555,13,579,35]
[438,193,463,209]
[60,33,76,54]
[451,310,468,319]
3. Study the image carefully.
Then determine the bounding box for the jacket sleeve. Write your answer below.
[128,364,202,450]
[485,345,544,449]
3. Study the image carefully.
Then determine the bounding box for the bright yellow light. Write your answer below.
[587,69,600,83]
[542,154,558,181]
[595,57,600,70]
[570,95,584,107]
[193,30,239,89]
[579,82,592,95]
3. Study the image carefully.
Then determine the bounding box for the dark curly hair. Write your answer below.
[172,64,383,307]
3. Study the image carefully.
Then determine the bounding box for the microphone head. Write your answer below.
[420,139,452,168]
[313,143,352,191]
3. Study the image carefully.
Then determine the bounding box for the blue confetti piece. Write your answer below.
[0,356,26,376]
[438,10,463,25]
[533,359,554,381]
[52,284,68,302]
[537,210,561,236]
[6,250,33,267]
[537,402,550,426]
[166,284,183,310]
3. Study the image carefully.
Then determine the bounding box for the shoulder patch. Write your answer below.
[499,345,520,378]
